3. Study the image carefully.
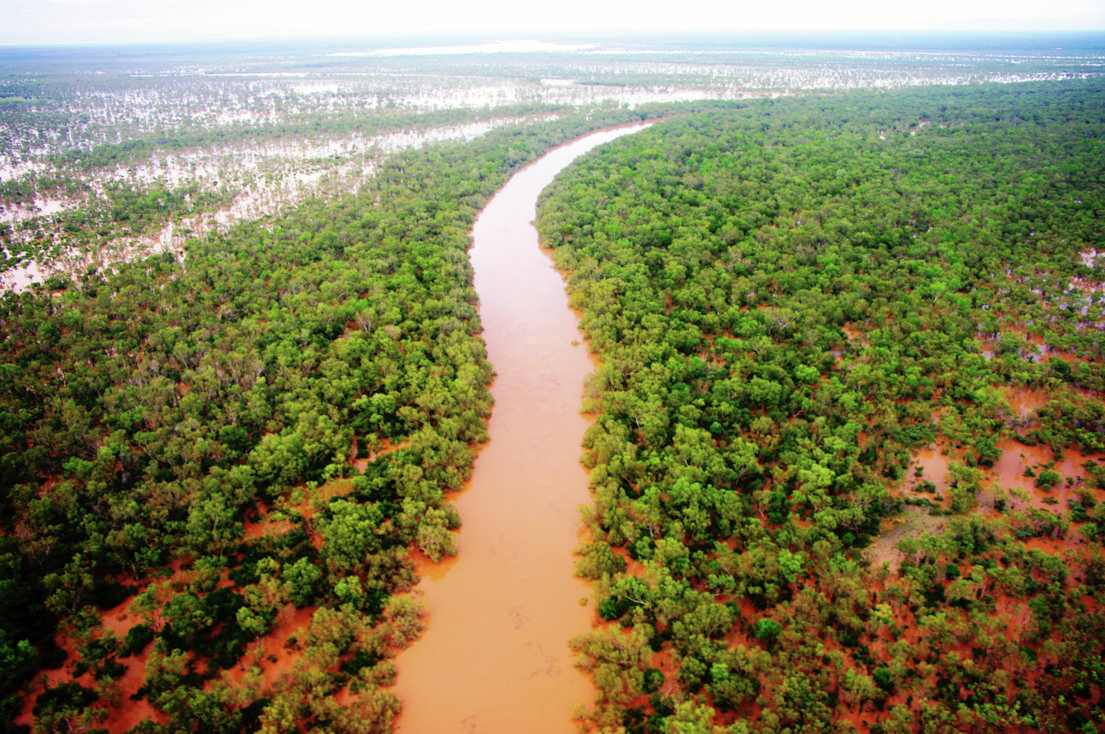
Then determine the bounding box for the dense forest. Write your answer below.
[537,80,1104,732]
[0,107,654,732]
[3,41,1105,733]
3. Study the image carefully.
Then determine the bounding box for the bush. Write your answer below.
[121,624,154,657]
[754,618,783,646]
[1035,468,1062,489]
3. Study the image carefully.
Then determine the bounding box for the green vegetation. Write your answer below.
[3,37,1105,733]
[0,108,652,731]
[539,80,1105,732]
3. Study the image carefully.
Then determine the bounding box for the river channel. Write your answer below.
[393,123,651,733]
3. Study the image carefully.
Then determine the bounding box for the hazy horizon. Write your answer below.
[2,0,1104,47]
[3,30,1105,55]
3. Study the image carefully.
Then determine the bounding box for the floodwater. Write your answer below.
[0,119,514,294]
[392,123,652,734]
[988,440,1103,513]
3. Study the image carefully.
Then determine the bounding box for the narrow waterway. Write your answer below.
[393,123,651,733]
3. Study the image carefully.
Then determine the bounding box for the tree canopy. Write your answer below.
[539,80,1105,733]
[0,106,656,732]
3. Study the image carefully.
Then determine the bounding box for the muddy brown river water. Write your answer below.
[393,123,651,733]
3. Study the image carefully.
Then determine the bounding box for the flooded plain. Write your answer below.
[392,123,650,734]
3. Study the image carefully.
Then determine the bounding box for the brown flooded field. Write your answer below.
[868,422,1105,572]
[392,124,650,733]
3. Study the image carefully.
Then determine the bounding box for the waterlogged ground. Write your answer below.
[3,38,1102,290]
[0,117,524,291]
[868,412,1105,571]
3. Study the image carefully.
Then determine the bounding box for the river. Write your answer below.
[393,122,652,733]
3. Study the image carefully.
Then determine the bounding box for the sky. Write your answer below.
[1,0,1103,46]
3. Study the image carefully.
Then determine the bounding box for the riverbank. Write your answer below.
[393,122,652,733]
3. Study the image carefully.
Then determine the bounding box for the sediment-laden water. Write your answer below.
[393,123,650,734]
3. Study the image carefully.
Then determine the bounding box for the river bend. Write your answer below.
[393,123,651,733]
